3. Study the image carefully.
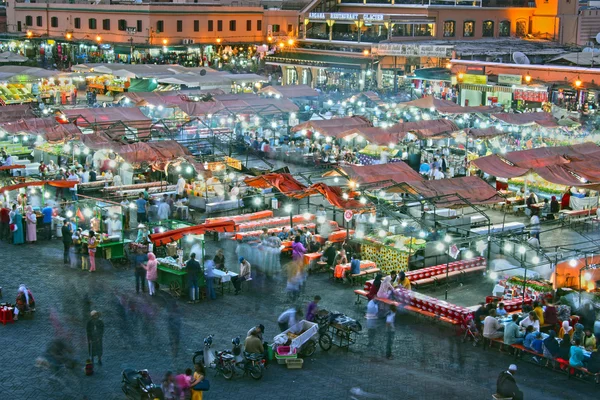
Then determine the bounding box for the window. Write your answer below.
[137,20,142,32]
[443,20,455,37]
[89,18,97,30]
[177,20,182,32]
[482,20,494,37]
[208,20,213,32]
[393,24,413,37]
[74,17,81,29]
[414,23,433,37]
[499,20,510,37]
[25,16,32,26]
[272,24,280,33]
[287,24,293,33]
[17,21,22,32]
[516,20,527,37]
[51,17,58,28]
[194,20,199,32]
[102,19,110,30]
[37,16,43,27]
[463,20,474,37]
[229,20,236,31]
[217,20,223,31]
[156,20,164,33]
[247,20,252,31]
[257,20,262,31]
[118,19,127,31]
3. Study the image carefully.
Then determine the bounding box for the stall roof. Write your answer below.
[0,117,81,143]
[400,96,493,114]
[291,116,372,138]
[0,66,59,81]
[0,51,28,63]
[491,112,557,126]
[118,89,225,108]
[258,85,320,99]
[63,107,152,133]
[178,94,299,116]
[328,163,423,186]
[472,143,600,188]
[463,126,505,139]
[0,104,36,122]
[149,220,237,246]
[398,176,503,207]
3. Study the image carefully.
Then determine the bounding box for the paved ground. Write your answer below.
[0,233,597,400]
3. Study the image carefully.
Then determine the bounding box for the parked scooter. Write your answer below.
[192,335,236,380]
[121,369,164,400]
[230,336,264,380]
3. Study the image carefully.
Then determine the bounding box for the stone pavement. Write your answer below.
[0,236,596,400]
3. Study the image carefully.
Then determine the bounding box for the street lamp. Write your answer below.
[96,35,102,43]
[162,38,168,45]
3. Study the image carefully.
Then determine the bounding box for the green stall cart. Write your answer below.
[157,264,205,298]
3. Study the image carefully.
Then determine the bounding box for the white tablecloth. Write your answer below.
[425,208,457,218]
[470,222,525,235]
[212,269,238,282]
[570,196,599,211]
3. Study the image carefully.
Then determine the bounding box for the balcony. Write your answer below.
[337,0,535,7]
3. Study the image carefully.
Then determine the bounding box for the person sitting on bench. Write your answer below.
[483,310,504,339]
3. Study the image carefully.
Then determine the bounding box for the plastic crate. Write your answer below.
[275,346,297,365]
[285,358,304,369]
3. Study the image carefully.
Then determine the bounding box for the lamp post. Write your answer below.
[518,245,527,308]
[284,203,293,228]
[438,234,452,300]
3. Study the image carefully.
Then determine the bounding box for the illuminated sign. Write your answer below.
[462,74,488,84]
[373,44,453,57]
[498,74,523,85]
[308,12,383,21]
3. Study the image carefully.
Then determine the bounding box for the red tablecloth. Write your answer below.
[334,260,376,278]
[207,210,273,223]
[562,208,597,217]
[303,252,322,265]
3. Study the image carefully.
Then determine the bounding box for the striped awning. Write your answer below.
[460,84,513,93]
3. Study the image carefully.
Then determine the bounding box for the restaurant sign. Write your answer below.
[498,74,523,85]
[373,44,453,57]
[462,74,488,85]
[308,12,384,21]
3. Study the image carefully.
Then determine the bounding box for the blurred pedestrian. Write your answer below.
[143,252,158,296]
[385,304,397,360]
[366,299,379,347]
[86,310,104,365]
[186,253,200,304]
[25,206,37,243]
[162,371,176,400]
[204,255,216,300]
[61,220,72,264]
[87,230,98,272]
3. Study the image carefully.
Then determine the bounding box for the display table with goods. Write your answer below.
[357,234,426,274]
[507,177,564,198]
[404,257,487,287]
[156,258,205,299]
[497,276,553,302]
[232,221,339,241]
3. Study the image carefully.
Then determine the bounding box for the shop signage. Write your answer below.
[126,27,137,35]
[309,12,378,21]
[373,44,453,57]
[308,12,326,20]
[513,89,548,103]
[498,74,522,85]
[330,13,359,20]
[462,74,488,84]
[344,209,354,222]
[466,65,485,75]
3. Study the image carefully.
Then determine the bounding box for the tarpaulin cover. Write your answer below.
[405,176,503,207]
[120,89,226,108]
[79,131,128,151]
[149,220,237,246]
[178,94,298,117]
[114,141,195,171]
[258,85,319,99]
[0,118,81,143]
[287,183,364,209]
[0,104,36,122]
[472,143,600,188]
[333,163,423,185]
[244,173,307,193]
[491,112,556,126]
[64,107,152,132]
[292,116,372,139]
[464,127,505,139]
[0,179,77,193]
[343,119,459,142]
[400,96,493,114]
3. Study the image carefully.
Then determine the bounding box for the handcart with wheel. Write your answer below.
[316,311,362,351]
[273,320,319,357]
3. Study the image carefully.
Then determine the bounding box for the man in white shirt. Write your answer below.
[67,171,80,200]
[366,299,379,347]
[177,174,186,196]
[157,198,171,221]
[277,307,302,333]
[81,168,90,184]
[432,167,445,180]
[483,310,504,339]
[386,304,397,359]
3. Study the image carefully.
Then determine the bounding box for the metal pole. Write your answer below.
[444,244,450,300]
[522,254,527,309]
[289,208,293,228]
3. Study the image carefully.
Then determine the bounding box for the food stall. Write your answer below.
[357,234,426,273]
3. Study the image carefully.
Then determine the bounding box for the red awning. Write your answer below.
[287,182,364,209]
[63,107,152,134]
[0,117,81,143]
[464,127,505,139]
[400,96,494,114]
[406,176,503,207]
[0,179,77,194]
[149,220,237,246]
[258,85,319,99]
[0,164,26,171]
[244,173,307,193]
[178,94,299,117]
[292,116,372,139]
[0,105,36,122]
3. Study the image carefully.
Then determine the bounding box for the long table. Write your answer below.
[334,260,376,279]
[470,222,525,235]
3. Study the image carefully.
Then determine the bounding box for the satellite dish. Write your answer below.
[596,32,600,44]
[512,52,531,65]
[583,47,594,53]
[199,69,206,76]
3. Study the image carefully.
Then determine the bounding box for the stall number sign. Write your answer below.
[126,27,137,35]
[344,210,354,222]
[373,44,453,57]
[308,12,384,21]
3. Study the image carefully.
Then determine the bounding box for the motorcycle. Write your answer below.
[230,336,264,380]
[192,335,236,380]
[192,335,263,380]
[121,369,164,400]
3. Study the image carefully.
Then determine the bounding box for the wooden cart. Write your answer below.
[94,239,132,268]
[157,265,206,298]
